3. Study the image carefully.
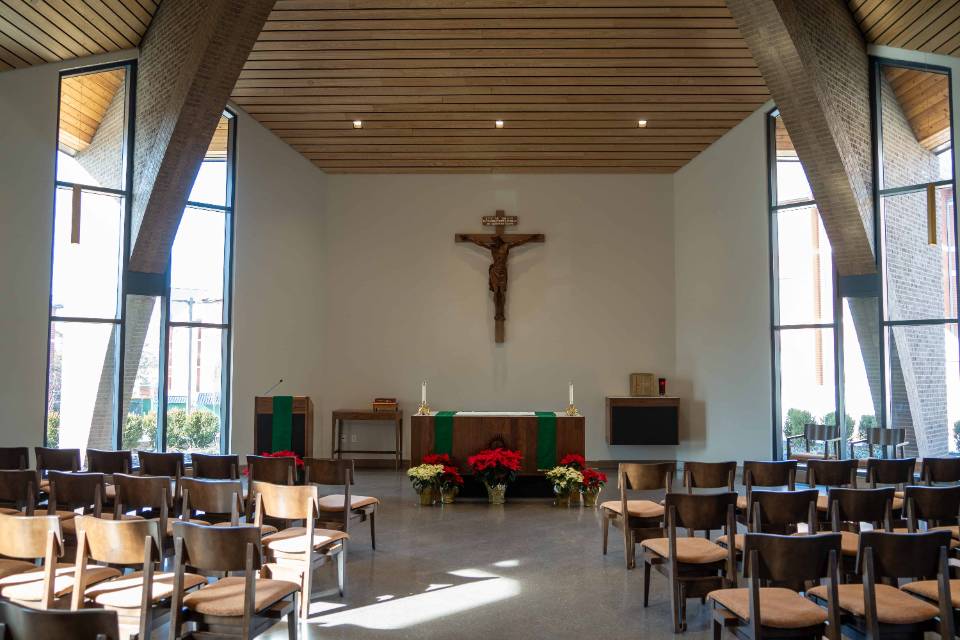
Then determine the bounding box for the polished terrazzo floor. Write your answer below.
[258,469,715,640]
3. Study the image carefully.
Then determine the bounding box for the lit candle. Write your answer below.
[568,381,574,405]
[422,381,427,404]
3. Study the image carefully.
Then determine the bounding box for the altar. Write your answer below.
[410,411,585,476]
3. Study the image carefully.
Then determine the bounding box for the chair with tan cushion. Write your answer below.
[865,457,914,512]
[0,448,29,471]
[808,530,954,639]
[718,488,818,552]
[71,515,206,640]
[683,461,736,494]
[786,424,841,462]
[85,450,132,506]
[806,458,858,519]
[35,447,81,492]
[849,427,908,462]
[253,481,348,619]
[245,456,297,516]
[823,487,895,575]
[113,474,206,553]
[45,471,108,538]
[601,462,675,570]
[921,457,960,486]
[0,513,118,609]
[0,469,40,515]
[190,453,240,480]
[903,485,960,539]
[168,522,299,639]
[738,460,798,520]
[640,491,738,632]
[179,477,277,538]
[305,458,379,550]
[709,532,841,640]
[0,599,121,639]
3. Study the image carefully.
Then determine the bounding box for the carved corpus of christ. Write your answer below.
[455,211,545,343]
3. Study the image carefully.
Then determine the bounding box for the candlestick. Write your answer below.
[417,380,431,416]
[565,380,579,416]
[568,381,574,405]
[421,381,427,404]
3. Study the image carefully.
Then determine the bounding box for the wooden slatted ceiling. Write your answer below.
[232,0,770,173]
[58,67,124,154]
[884,65,951,151]
[849,0,960,56]
[0,0,156,72]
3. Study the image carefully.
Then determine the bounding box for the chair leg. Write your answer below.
[300,565,312,620]
[287,592,299,640]
[643,558,652,607]
[337,548,346,597]
[671,577,681,633]
[369,511,376,550]
[713,618,723,640]
[602,515,609,555]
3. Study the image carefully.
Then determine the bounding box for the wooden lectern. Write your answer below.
[254,396,314,458]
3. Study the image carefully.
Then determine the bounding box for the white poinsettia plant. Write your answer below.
[545,465,584,492]
[407,463,445,492]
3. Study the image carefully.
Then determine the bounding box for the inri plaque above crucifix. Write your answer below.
[456,211,545,343]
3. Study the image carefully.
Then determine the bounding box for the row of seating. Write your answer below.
[600,458,960,637]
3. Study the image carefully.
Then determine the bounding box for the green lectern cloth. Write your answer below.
[271,396,294,452]
[433,411,456,456]
[535,411,557,469]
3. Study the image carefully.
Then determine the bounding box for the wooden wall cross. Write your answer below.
[455,211,545,343]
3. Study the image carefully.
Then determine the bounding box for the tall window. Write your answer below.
[47,64,235,458]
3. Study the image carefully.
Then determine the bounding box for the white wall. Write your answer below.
[321,174,676,462]
[673,103,774,462]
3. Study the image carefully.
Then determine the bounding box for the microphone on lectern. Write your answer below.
[262,378,284,396]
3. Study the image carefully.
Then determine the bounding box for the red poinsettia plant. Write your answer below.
[559,453,586,470]
[580,467,608,490]
[423,453,452,466]
[467,448,522,486]
[423,454,463,490]
[243,450,304,476]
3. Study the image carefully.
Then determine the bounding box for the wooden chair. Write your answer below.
[190,453,239,480]
[86,451,132,506]
[808,530,954,639]
[739,461,798,518]
[600,462,675,570]
[0,599,120,639]
[683,461,736,493]
[785,424,841,462]
[640,492,738,632]
[903,485,960,539]
[113,474,207,549]
[848,427,908,460]
[805,458,857,517]
[718,489,819,552]
[46,471,108,539]
[179,477,278,537]
[246,456,295,485]
[167,522,300,638]
[304,458,379,550]
[0,470,39,515]
[35,447,81,492]
[865,457,914,513]
[0,513,118,609]
[72,516,206,639]
[0,448,28,471]
[136,452,184,503]
[709,532,841,640]
[824,488,895,575]
[252,482,348,619]
[921,457,960,485]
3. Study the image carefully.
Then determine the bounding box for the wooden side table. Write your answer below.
[331,409,403,471]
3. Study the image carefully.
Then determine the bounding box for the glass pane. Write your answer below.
[843,298,882,458]
[169,207,226,324]
[187,115,230,206]
[46,321,118,454]
[882,185,957,321]
[880,65,952,190]
[887,323,960,456]
[778,327,837,455]
[166,326,224,454]
[57,68,127,190]
[774,115,814,205]
[121,296,161,452]
[775,204,834,325]
[51,187,123,319]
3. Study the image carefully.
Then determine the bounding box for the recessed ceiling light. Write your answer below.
[495,120,504,129]
[353,120,363,129]
[638,119,648,128]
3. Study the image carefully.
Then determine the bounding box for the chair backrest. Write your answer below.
[0,470,39,513]
[181,478,243,519]
[113,473,172,510]
[743,532,842,583]
[0,600,119,640]
[35,447,80,473]
[136,451,184,478]
[86,449,132,475]
[191,454,239,480]
[252,481,318,521]
[864,427,906,447]
[866,457,915,486]
[807,458,857,487]
[921,457,960,484]
[858,530,952,580]
[303,458,354,485]
[904,485,960,527]
[47,471,105,515]
[683,461,735,491]
[663,492,738,531]
[0,448,28,470]
[828,488,894,529]
[0,513,62,560]
[743,460,797,489]
[75,515,161,566]
[749,489,818,533]
[246,455,295,485]
[171,521,262,573]
[619,462,675,492]
[804,423,840,441]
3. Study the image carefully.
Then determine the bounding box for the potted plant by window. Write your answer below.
[407,463,444,506]
[546,465,584,507]
[579,468,608,507]
[467,448,522,504]
[423,454,464,504]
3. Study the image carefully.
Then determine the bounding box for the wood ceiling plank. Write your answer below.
[261,18,740,30]
[230,84,768,97]
[3,0,93,58]
[254,28,746,41]
[273,0,729,8]
[271,7,735,19]
[0,27,44,64]
[243,55,760,67]
[0,40,25,67]
[18,0,107,55]
[908,5,960,53]
[882,0,950,47]
[79,0,141,44]
[250,109,758,121]
[101,0,151,31]
[235,75,766,87]
[863,0,919,42]
[238,66,765,78]
[57,0,137,49]
[0,5,74,59]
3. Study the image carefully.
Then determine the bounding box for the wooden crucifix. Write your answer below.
[456,211,545,343]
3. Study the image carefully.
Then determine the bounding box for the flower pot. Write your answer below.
[581,486,601,508]
[418,486,436,506]
[485,483,507,504]
[440,486,459,504]
[553,487,572,508]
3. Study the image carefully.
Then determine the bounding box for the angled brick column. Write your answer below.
[129,0,274,273]
[726,0,876,276]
